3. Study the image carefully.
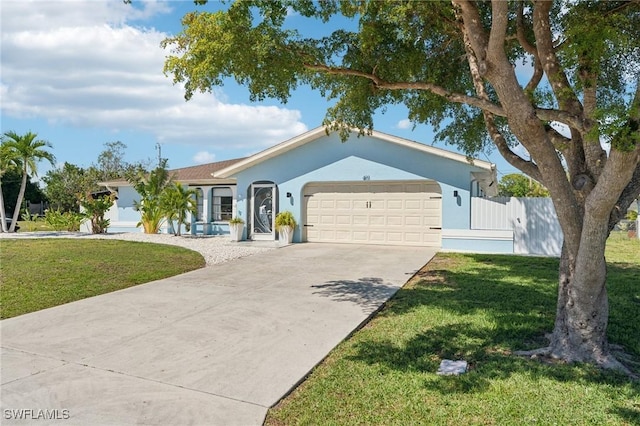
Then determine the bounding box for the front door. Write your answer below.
[250,183,276,240]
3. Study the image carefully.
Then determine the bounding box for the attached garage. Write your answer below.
[303,180,442,247]
[211,127,498,249]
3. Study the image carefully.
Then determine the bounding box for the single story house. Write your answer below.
[99,126,515,252]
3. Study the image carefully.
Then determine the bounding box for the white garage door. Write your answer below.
[304,181,442,246]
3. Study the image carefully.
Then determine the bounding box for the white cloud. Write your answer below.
[0,0,307,151]
[193,151,216,164]
[396,119,412,129]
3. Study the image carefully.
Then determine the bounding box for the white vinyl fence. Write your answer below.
[471,197,563,256]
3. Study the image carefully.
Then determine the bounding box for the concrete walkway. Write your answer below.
[1,243,436,425]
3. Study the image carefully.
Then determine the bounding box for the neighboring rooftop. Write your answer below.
[100,157,245,187]
[169,158,245,182]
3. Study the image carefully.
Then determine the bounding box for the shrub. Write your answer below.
[44,209,85,232]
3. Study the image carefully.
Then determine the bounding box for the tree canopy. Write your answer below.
[163,0,640,372]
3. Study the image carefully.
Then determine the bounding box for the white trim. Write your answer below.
[213,126,495,178]
[442,229,513,241]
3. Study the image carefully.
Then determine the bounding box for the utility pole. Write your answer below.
[156,143,162,167]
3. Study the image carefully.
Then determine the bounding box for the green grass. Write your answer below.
[0,239,205,318]
[266,235,640,426]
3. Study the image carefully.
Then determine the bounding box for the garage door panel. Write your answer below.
[387,232,403,242]
[304,181,441,247]
[335,230,351,241]
[404,233,422,242]
[370,215,385,226]
[320,215,335,225]
[405,200,422,210]
[403,216,421,226]
[320,200,335,209]
[336,200,351,209]
[387,216,403,226]
[352,231,368,241]
[336,215,351,225]
[387,200,403,210]
[369,200,385,210]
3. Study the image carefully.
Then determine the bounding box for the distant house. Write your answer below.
[100,127,514,252]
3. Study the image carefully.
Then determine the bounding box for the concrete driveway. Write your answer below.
[1,243,436,425]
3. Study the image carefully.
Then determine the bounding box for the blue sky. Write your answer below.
[1,0,519,180]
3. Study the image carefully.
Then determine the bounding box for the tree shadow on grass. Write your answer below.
[344,253,640,405]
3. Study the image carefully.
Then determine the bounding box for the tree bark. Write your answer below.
[548,240,613,366]
[8,169,28,233]
[0,181,8,232]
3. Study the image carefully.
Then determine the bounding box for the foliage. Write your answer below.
[0,239,205,319]
[627,210,638,221]
[275,210,297,230]
[1,131,55,232]
[163,0,640,368]
[498,173,550,197]
[0,167,47,215]
[229,216,245,225]
[78,192,116,234]
[127,159,173,234]
[266,239,639,425]
[94,141,130,181]
[160,182,197,236]
[42,162,97,212]
[44,209,85,232]
[20,210,40,232]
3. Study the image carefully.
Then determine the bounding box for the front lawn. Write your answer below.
[0,239,205,319]
[266,234,640,425]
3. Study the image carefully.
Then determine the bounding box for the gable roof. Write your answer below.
[213,126,495,179]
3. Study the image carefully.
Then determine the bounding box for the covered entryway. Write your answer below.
[303,180,442,246]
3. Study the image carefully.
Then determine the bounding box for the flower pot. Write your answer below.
[278,225,294,244]
[229,223,244,241]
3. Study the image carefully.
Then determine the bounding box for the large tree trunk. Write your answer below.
[548,242,613,367]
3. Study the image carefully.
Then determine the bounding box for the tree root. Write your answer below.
[513,346,639,380]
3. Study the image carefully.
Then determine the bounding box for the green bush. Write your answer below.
[20,210,40,231]
[44,209,85,232]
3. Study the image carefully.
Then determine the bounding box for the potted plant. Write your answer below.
[228,217,244,241]
[275,211,297,244]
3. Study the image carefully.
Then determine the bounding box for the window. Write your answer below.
[195,188,204,221]
[212,187,233,221]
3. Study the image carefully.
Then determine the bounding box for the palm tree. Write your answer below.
[0,143,22,232]
[161,182,197,236]
[129,159,173,234]
[1,131,55,232]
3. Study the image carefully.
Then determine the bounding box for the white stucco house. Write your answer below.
[99,127,516,252]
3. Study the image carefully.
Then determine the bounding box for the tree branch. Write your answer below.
[518,3,545,98]
[532,1,584,117]
[454,1,542,181]
[303,63,506,116]
[451,0,489,76]
[488,1,509,58]
[516,1,537,56]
